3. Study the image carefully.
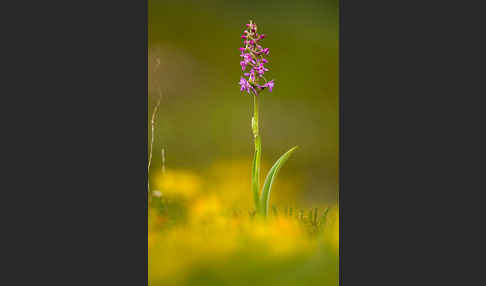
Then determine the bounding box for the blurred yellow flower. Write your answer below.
[205,159,299,209]
[243,216,315,256]
[148,164,338,285]
[154,169,202,198]
[189,195,227,226]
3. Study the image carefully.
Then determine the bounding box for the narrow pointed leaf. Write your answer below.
[251,143,260,212]
[260,146,298,216]
[252,135,262,212]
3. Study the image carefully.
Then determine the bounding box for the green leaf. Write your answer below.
[259,146,298,216]
[252,136,262,213]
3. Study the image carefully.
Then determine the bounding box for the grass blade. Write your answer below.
[259,146,298,216]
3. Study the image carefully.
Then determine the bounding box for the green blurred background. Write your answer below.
[148,0,339,206]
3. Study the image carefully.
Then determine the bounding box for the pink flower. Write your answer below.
[244,70,256,82]
[240,61,246,71]
[239,77,250,93]
[264,80,274,92]
[255,63,269,76]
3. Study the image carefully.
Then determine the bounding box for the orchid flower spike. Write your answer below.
[238,20,275,95]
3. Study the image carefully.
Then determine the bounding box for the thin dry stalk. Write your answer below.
[148,90,162,193]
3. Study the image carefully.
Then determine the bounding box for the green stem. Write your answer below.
[251,91,262,214]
